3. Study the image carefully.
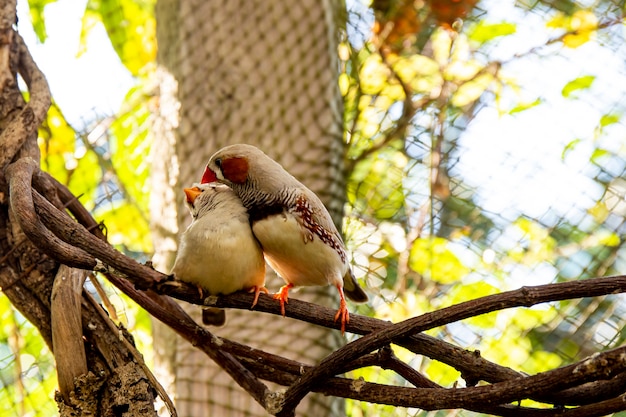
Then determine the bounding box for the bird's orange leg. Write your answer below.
[334,284,349,335]
[273,283,294,316]
[249,285,269,308]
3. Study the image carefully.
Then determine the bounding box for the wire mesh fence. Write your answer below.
[1,0,626,415]
[344,0,626,415]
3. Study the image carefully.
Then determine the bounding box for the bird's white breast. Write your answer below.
[172,214,265,295]
[252,213,347,287]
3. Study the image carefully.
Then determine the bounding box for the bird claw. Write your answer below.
[334,284,349,335]
[249,286,269,309]
[196,284,205,299]
[273,283,293,316]
[334,300,349,335]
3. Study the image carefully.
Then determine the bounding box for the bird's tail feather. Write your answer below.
[343,269,368,302]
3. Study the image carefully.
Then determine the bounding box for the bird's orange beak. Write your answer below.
[184,187,202,204]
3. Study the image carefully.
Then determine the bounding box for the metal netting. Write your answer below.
[2,0,626,416]
[344,0,626,415]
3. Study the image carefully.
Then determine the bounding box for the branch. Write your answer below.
[275,275,626,414]
[28,175,166,289]
[229,332,626,416]
[6,158,96,268]
[0,32,50,169]
[273,346,626,417]
[79,288,177,416]
[51,265,88,402]
[154,270,626,413]
[14,159,626,415]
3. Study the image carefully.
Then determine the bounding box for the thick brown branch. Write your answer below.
[29,182,165,288]
[6,158,96,268]
[0,32,50,169]
[274,346,626,416]
[192,276,626,402]
[275,275,626,414]
[375,345,440,388]
[159,275,626,411]
[166,278,523,386]
[77,261,270,408]
[81,289,177,417]
[240,349,626,417]
[38,172,107,239]
[51,265,88,402]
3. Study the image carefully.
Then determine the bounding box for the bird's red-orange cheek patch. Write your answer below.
[222,157,249,184]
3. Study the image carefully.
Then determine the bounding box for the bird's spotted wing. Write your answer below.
[292,192,347,263]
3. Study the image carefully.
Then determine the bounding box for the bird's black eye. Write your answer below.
[215,158,222,168]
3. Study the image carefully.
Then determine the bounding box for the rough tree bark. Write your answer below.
[0,4,162,414]
[151,0,348,415]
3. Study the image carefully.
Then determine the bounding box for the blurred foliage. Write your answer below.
[4,0,626,416]
[81,0,156,75]
[24,0,57,42]
[0,296,57,416]
[344,0,626,415]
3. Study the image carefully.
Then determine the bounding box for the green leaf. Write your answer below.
[392,55,441,95]
[451,73,493,108]
[522,350,562,374]
[442,281,501,328]
[561,138,581,159]
[587,201,610,223]
[599,113,620,127]
[348,148,407,221]
[96,201,152,253]
[581,229,621,248]
[511,306,558,329]
[27,0,59,42]
[561,75,595,98]
[509,98,542,115]
[38,102,101,208]
[509,218,557,264]
[39,102,77,180]
[82,0,156,75]
[424,360,461,387]
[468,22,517,45]
[590,148,610,164]
[110,83,152,212]
[408,237,469,284]
[482,334,531,368]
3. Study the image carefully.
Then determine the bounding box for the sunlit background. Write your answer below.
[2,0,626,415]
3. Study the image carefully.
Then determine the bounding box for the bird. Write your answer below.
[200,144,367,333]
[171,182,268,326]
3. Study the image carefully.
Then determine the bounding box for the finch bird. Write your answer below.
[171,182,267,325]
[201,144,367,333]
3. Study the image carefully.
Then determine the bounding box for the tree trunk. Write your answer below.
[151,0,348,415]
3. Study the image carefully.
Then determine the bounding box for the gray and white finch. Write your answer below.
[200,144,367,333]
[171,182,267,326]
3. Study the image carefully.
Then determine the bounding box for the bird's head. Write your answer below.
[201,144,268,187]
[183,182,239,219]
